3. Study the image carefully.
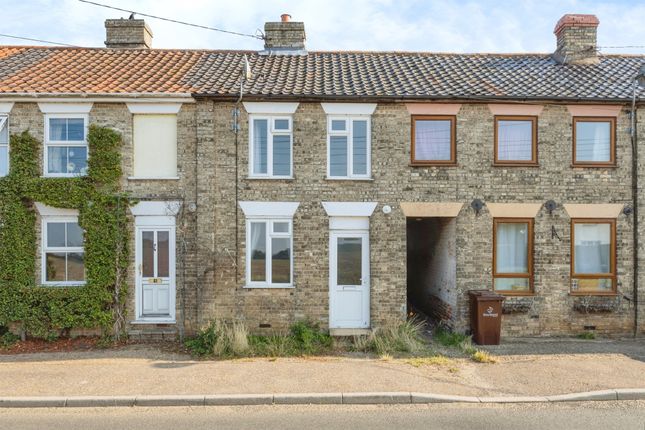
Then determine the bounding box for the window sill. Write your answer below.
[41,174,87,179]
[246,176,294,181]
[325,177,374,182]
[569,292,618,297]
[243,284,295,289]
[128,176,180,181]
[492,163,539,167]
[40,283,86,288]
[570,164,617,169]
[495,291,534,297]
[410,163,458,167]
[131,319,176,324]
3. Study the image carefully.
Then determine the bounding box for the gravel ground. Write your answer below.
[0,339,643,397]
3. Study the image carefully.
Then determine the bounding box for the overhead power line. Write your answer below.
[0,33,78,47]
[598,45,645,50]
[78,0,263,40]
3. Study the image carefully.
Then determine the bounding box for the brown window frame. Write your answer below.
[493,115,538,166]
[572,117,616,167]
[410,115,456,166]
[570,218,617,295]
[492,218,534,295]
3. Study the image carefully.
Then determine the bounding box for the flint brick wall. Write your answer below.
[6,100,643,337]
[197,101,640,336]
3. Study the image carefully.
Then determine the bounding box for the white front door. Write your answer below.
[136,227,175,321]
[329,231,370,328]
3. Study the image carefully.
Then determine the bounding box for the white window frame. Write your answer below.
[245,217,294,288]
[0,115,8,177]
[326,115,371,179]
[41,215,86,287]
[43,113,89,178]
[248,115,293,179]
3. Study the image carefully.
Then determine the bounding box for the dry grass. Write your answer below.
[404,355,453,367]
[353,317,429,356]
[230,321,250,355]
[471,350,497,363]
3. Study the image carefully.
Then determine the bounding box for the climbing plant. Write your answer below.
[0,125,130,339]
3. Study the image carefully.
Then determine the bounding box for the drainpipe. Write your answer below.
[631,65,645,337]
[233,56,250,285]
[631,83,639,338]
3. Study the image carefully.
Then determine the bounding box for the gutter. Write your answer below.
[191,93,642,104]
[0,93,195,103]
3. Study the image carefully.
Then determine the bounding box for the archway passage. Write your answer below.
[406,217,457,328]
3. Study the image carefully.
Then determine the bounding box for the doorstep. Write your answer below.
[329,328,372,337]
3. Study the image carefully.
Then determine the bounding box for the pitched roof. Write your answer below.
[0,46,643,101]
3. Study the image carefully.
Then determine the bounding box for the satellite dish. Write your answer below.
[243,55,252,81]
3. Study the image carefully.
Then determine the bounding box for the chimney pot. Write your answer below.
[281,14,291,22]
[105,18,153,49]
[553,14,599,64]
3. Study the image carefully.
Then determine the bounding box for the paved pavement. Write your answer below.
[0,340,644,398]
[0,401,643,430]
[479,337,645,362]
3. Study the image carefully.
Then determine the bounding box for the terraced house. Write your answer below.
[0,13,643,339]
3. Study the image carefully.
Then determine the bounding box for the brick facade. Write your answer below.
[5,98,645,338]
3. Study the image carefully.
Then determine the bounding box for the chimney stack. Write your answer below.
[262,14,306,55]
[105,18,153,49]
[553,14,599,64]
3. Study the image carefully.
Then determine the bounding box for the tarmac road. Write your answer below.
[0,401,643,430]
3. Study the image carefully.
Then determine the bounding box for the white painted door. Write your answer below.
[329,231,370,328]
[137,228,174,319]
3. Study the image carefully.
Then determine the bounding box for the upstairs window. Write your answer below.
[132,114,178,179]
[493,219,533,294]
[44,114,88,177]
[0,115,8,176]
[411,115,456,165]
[42,217,85,286]
[327,117,370,179]
[573,117,615,166]
[571,219,616,294]
[494,116,537,165]
[249,116,292,178]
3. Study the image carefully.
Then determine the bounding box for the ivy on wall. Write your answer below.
[0,125,130,339]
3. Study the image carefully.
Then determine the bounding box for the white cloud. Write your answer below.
[2,0,644,54]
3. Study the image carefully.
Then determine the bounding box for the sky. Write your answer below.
[2,0,645,54]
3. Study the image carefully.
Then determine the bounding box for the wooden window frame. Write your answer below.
[410,115,456,166]
[572,117,616,167]
[493,115,538,166]
[492,218,534,295]
[570,218,617,295]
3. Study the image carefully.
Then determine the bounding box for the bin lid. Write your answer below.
[468,289,505,300]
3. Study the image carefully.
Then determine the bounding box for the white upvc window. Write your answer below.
[41,216,86,286]
[246,218,293,288]
[0,115,8,176]
[326,116,371,179]
[44,114,89,177]
[239,201,299,289]
[249,116,293,178]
